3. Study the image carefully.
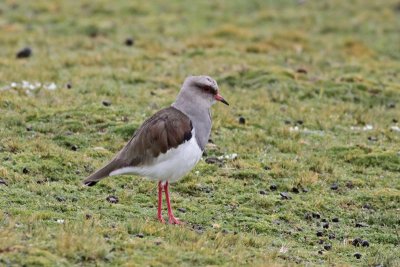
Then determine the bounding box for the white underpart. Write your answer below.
[109,129,202,183]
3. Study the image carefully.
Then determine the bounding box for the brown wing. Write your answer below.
[118,106,193,166]
[83,107,193,186]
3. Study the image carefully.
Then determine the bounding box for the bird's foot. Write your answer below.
[168,215,181,225]
[157,215,166,224]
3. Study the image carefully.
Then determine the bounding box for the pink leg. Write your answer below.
[157,181,165,223]
[164,181,181,225]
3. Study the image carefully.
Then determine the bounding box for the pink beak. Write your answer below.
[215,93,229,105]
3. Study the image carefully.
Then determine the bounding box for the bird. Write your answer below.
[83,75,229,224]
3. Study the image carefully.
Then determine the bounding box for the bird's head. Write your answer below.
[179,75,229,108]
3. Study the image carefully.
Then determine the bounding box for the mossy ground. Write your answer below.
[1,0,400,266]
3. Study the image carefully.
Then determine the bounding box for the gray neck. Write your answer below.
[172,99,211,151]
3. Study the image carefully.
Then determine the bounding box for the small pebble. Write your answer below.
[330,183,338,190]
[66,83,72,89]
[238,116,246,124]
[318,239,324,244]
[296,68,308,74]
[387,102,396,109]
[280,192,291,200]
[55,196,66,202]
[318,250,323,255]
[85,214,92,220]
[302,187,309,193]
[270,184,277,191]
[71,145,78,151]
[0,179,8,186]
[323,244,332,251]
[284,120,291,125]
[321,218,327,222]
[354,252,362,259]
[259,190,267,195]
[102,100,112,106]
[125,38,134,46]
[106,195,119,204]
[332,217,339,223]
[154,240,162,246]
[136,233,144,238]
[22,167,29,174]
[296,120,304,125]
[291,187,300,194]
[368,136,378,142]
[312,212,321,219]
[328,233,335,239]
[304,212,312,220]
[26,125,33,131]
[362,203,372,209]
[322,222,329,229]
[345,181,354,189]
[362,240,369,247]
[316,230,323,237]
[16,47,32,58]
[352,237,363,247]
[177,207,186,213]
[392,118,398,123]
[355,222,368,228]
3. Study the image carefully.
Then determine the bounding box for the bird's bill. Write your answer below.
[215,93,229,105]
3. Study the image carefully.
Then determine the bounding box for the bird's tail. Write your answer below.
[83,159,120,186]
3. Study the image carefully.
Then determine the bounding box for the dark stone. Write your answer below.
[16,47,32,58]
[125,38,134,46]
[106,195,119,204]
[318,239,324,244]
[296,68,308,74]
[312,212,321,219]
[26,125,33,131]
[304,212,312,220]
[355,222,368,228]
[387,102,396,109]
[284,120,291,125]
[205,157,223,166]
[259,190,267,195]
[102,100,112,106]
[330,183,338,190]
[280,192,291,200]
[192,224,205,234]
[323,244,332,251]
[321,218,327,222]
[361,240,369,247]
[296,120,304,125]
[392,118,398,123]
[316,230,323,237]
[328,233,335,239]
[269,184,277,191]
[85,214,92,220]
[354,252,362,259]
[322,222,329,229]
[352,237,363,247]
[177,207,186,213]
[22,167,29,174]
[238,116,246,124]
[332,217,339,222]
[292,187,300,194]
[66,83,72,89]
[345,181,354,189]
[302,187,309,193]
[71,145,78,151]
[368,136,378,141]
[362,203,372,209]
[55,196,66,202]
[136,233,144,238]
[318,250,323,255]
[0,179,8,186]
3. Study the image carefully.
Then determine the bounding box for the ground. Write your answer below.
[0,0,400,266]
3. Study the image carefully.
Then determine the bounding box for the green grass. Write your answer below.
[1,0,400,266]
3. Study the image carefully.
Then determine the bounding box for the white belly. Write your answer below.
[109,131,202,183]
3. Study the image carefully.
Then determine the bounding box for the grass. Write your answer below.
[1,0,400,266]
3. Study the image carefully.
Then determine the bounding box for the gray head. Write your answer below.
[174,76,229,110]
